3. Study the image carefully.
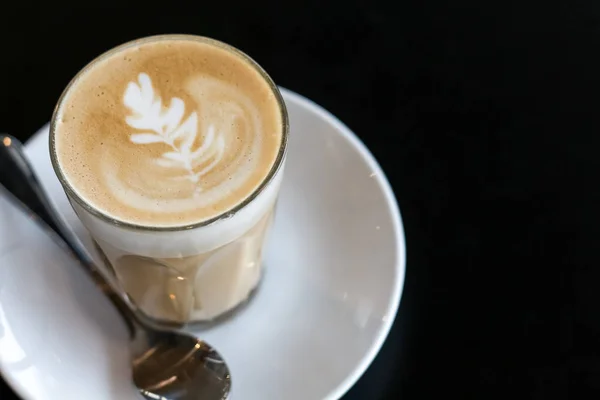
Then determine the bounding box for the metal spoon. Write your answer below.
[0,135,231,400]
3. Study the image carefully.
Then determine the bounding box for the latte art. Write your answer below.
[124,73,227,191]
[53,36,283,226]
[104,72,263,213]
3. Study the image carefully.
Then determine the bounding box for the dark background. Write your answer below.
[1,1,599,398]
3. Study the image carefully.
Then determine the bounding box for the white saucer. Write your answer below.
[0,89,405,400]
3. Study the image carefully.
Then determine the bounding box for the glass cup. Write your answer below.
[49,35,288,326]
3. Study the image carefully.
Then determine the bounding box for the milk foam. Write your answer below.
[110,72,261,213]
[53,36,284,227]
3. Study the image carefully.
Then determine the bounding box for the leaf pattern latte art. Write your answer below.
[124,73,225,195]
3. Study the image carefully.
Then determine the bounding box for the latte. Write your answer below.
[53,35,284,227]
[50,35,287,323]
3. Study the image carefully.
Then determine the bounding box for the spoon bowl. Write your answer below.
[133,328,230,399]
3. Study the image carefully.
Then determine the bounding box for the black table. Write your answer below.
[1,2,597,398]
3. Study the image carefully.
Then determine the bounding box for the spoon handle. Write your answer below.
[0,135,91,264]
[0,134,137,334]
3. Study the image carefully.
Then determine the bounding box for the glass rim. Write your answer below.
[49,34,289,232]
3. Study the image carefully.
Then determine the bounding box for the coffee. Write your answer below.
[50,35,288,324]
[53,36,283,227]
[101,205,275,322]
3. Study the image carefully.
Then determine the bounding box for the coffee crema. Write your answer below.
[53,36,283,227]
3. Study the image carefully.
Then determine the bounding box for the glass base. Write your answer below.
[92,240,264,330]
